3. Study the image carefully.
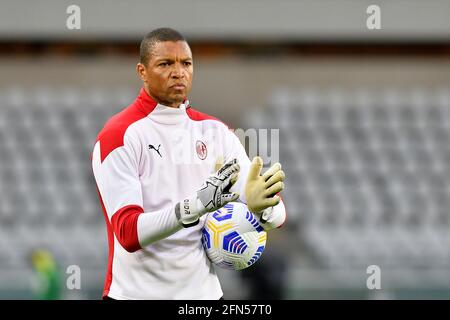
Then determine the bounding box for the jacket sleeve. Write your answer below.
[92,131,181,252]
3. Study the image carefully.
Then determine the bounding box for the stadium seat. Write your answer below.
[247,87,450,275]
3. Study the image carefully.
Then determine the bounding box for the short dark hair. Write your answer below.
[139,28,186,65]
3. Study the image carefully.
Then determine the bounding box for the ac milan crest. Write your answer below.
[196,140,207,160]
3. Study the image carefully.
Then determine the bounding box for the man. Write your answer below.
[92,28,287,300]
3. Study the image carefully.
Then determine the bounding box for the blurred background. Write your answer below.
[1,0,450,299]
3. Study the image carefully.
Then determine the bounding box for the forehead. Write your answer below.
[151,41,192,60]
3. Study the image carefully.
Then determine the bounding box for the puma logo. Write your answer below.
[148,144,162,158]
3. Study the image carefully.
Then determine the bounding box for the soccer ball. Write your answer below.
[201,202,267,270]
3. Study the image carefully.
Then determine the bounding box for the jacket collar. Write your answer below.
[136,88,190,125]
[136,88,158,115]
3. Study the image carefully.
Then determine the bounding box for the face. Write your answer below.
[137,41,193,108]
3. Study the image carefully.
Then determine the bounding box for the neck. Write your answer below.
[143,86,181,108]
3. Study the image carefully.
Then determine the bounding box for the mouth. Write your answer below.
[171,84,186,91]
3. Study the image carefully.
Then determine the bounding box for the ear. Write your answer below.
[136,63,147,82]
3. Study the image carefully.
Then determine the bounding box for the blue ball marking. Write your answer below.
[201,227,211,249]
[223,231,248,255]
[247,245,265,266]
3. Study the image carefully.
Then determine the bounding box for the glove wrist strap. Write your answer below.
[175,196,207,228]
[259,206,274,225]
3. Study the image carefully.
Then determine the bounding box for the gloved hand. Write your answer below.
[175,158,240,227]
[245,156,285,214]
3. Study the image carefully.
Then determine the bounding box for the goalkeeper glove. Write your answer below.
[175,158,240,227]
[245,156,285,215]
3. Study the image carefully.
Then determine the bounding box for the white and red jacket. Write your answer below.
[92,88,286,300]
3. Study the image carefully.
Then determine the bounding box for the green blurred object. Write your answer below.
[30,249,62,300]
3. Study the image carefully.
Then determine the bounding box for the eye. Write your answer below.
[184,61,192,66]
[159,62,169,67]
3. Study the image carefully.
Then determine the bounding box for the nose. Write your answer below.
[171,63,184,79]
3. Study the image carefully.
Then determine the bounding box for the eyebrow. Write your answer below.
[155,57,192,63]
